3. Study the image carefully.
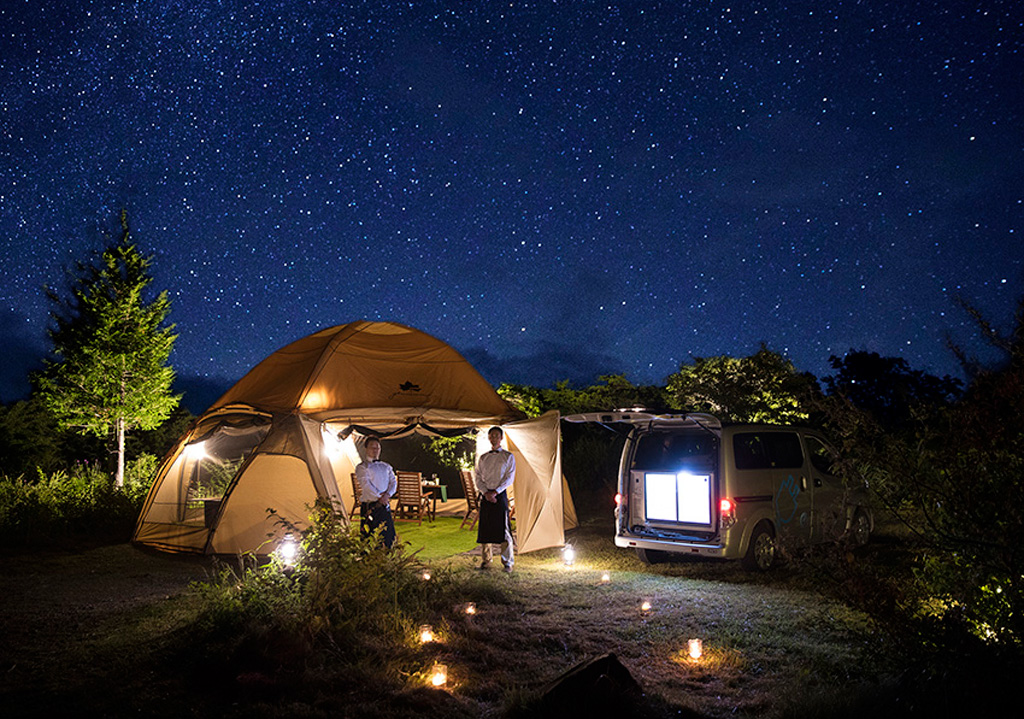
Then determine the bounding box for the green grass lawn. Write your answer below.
[395,516,479,560]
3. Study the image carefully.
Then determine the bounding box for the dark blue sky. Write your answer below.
[2,1,1021,411]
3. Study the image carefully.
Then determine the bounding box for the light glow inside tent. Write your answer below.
[183,441,207,461]
[644,471,712,525]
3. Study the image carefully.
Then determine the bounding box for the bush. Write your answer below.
[188,501,509,687]
[0,454,157,546]
[819,298,1024,652]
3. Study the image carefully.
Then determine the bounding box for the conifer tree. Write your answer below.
[37,211,180,487]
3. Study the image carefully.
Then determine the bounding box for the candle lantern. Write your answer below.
[277,533,299,567]
[688,638,703,660]
[419,624,434,643]
[562,545,576,566]
[430,663,448,687]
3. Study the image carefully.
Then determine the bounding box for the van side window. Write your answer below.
[765,432,804,468]
[734,433,770,470]
[805,435,837,475]
[734,432,803,469]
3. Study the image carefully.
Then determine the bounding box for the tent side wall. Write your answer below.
[133,442,211,554]
[502,411,576,553]
[209,453,320,554]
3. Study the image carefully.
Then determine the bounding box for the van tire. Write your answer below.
[636,548,669,565]
[850,510,871,547]
[742,521,776,571]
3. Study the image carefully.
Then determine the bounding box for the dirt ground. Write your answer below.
[0,544,212,695]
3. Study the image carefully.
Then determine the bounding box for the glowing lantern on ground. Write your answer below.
[419,624,434,643]
[277,533,299,567]
[562,545,576,566]
[465,602,477,615]
[640,600,652,614]
[600,572,611,583]
[688,638,703,660]
[430,663,448,687]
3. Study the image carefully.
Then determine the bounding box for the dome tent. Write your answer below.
[133,321,577,555]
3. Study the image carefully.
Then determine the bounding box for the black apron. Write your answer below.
[476,490,510,544]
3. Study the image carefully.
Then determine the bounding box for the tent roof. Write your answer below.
[208,321,523,426]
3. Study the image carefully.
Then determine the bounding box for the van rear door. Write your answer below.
[564,413,722,539]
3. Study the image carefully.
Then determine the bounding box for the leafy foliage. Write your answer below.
[424,435,475,470]
[0,454,158,545]
[499,374,666,417]
[35,211,180,486]
[0,396,65,476]
[665,345,818,424]
[825,295,1024,649]
[190,501,512,685]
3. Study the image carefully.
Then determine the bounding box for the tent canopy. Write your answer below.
[134,321,576,556]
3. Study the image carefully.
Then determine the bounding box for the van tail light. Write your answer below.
[719,498,736,529]
[614,491,626,520]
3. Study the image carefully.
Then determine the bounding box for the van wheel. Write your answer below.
[850,510,871,547]
[636,548,669,565]
[742,521,776,571]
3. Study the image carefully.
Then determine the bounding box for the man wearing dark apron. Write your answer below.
[475,426,516,572]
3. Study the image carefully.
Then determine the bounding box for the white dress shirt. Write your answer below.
[355,459,397,503]
[475,449,515,495]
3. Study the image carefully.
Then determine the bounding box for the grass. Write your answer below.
[394,516,479,561]
[1,508,1015,718]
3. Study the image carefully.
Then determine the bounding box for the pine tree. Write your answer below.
[36,211,180,487]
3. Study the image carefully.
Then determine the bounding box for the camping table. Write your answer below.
[421,481,447,520]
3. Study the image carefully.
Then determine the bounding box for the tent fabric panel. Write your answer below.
[209,454,319,555]
[208,321,515,418]
[133,521,209,553]
[296,414,345,504]
[210,325,352,412]
[135,451,191,528]
[255,414,313,457]
[561,474,579,530]
[502,411,572,553]
[324,433,360,518]
[316,407,520,428]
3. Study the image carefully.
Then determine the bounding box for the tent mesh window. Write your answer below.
[178,419,271,527]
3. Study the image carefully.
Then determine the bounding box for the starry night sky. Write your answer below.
[2,1,1022,411]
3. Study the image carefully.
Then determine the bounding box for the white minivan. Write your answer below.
[565,411,873,570]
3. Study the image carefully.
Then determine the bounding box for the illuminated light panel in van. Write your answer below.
[644,472,712,524]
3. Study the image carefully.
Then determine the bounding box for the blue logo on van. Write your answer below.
[775,474,800,524]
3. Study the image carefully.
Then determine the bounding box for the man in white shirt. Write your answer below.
[475,426,515,572]
[354,436,397,548]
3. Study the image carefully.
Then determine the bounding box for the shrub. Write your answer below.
[0,455,157,546]
[819,298,1024,652]
[187,501,505,685]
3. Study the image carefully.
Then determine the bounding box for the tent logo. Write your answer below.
[399,381,421,392]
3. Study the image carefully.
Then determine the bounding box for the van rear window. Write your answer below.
[733,432,804,470]
[634,431,716,472]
